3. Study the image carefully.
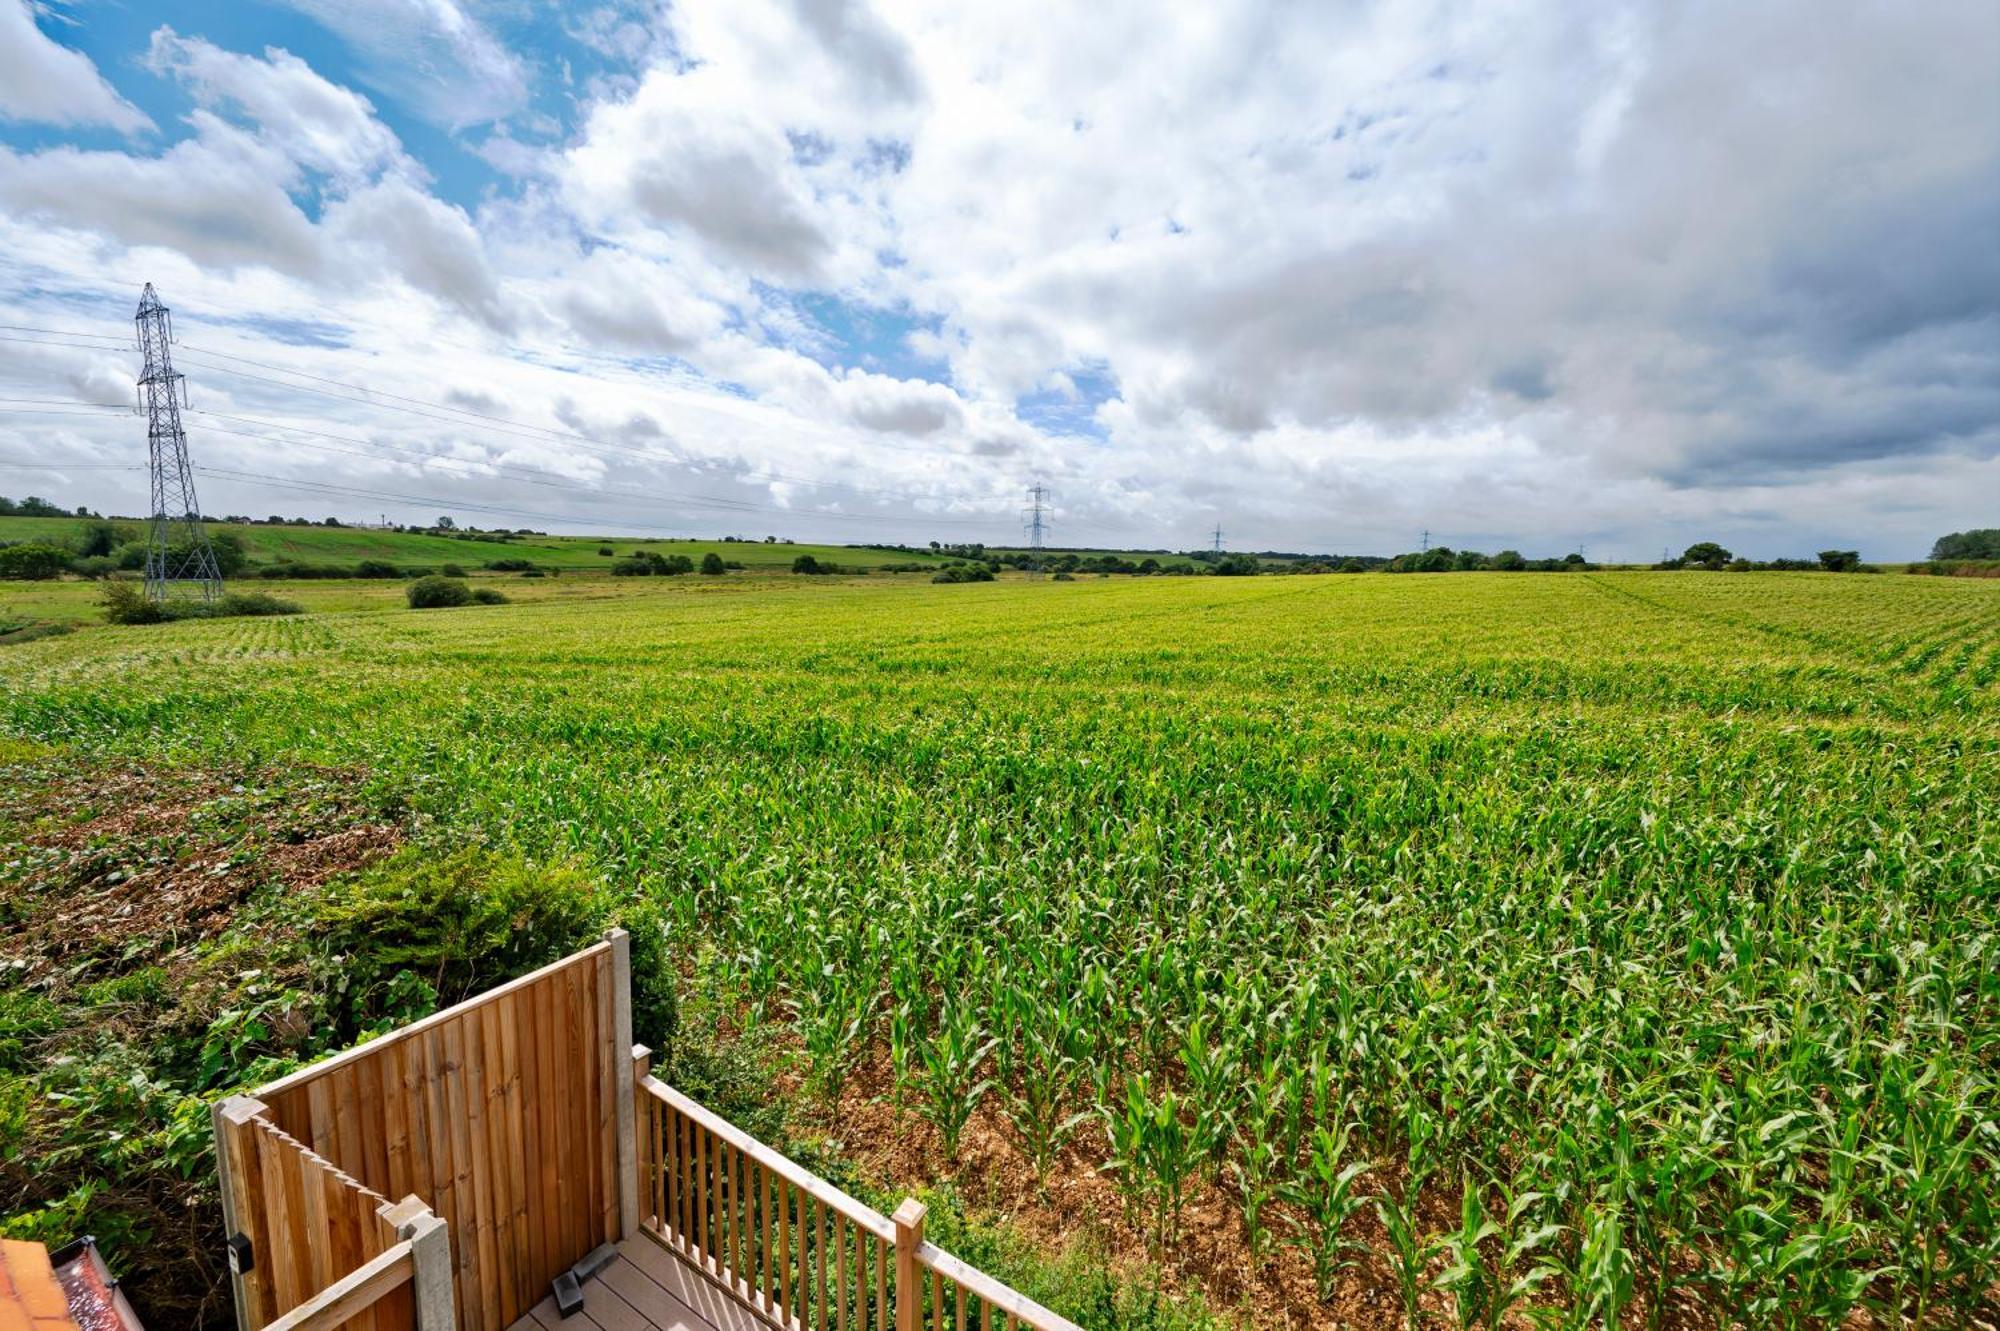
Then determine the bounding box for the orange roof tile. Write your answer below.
[0,1241,79,1331]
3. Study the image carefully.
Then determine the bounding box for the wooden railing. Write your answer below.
[215,1100,450,1331]
[635,1068,1081,1331]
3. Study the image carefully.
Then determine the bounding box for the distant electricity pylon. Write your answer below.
[1421,528,1430,552]
[135,283,222,603]
[1211,523,1224,553]
[1024,482,1050,562]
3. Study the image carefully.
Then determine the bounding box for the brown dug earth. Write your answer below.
[2,757,400,992]
[0,748,407,1330]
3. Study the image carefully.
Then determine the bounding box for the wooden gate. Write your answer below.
[215,932,636,1331]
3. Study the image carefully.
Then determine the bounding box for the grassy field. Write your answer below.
[0,514,946,571]
[3,571,1996,1327]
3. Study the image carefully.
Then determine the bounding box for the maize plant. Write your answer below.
[5,568,1995,1322]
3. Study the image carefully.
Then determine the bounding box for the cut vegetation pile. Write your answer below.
[1,571,1996,1327]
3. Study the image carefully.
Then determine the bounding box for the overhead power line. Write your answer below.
[0,329,1019,507]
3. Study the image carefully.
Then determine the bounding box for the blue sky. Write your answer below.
[0,0,1993,556]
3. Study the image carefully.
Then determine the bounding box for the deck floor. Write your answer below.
[511,1235,763,1331]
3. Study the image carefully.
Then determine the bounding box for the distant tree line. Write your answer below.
[1654,542,1872,572]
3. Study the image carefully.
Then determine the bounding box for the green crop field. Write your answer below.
[3,571,1997,1327]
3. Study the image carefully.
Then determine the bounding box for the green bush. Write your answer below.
[0,543,70,580]
[440,563,466,578]
[354,559,401,579]
[406,575,473,608]
[470,587,509,605]
[484,558,534,572]
[318,848,607,1007]
[700,552,726,575]
[67,555,118,579]
[598,546,615,557]
[99,583,302,624]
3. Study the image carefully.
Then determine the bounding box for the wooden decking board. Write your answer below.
[506,1237,759,1331]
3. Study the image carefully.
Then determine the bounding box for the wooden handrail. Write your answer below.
[262,1242,414,1331]
[641,1077,897,1243]
[913,1242,1083,1331]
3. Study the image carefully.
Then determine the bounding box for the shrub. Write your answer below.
[793,554,823,574]
[354,559,401,579]
[67,555,118,579]
[211,592,302,617]
[484,558,534,572]
[71,520,130,558]
[0,543,70,580]
[1051,571,1076,582]
[318,848,607,1008]
[100,583,303,624]
[407,575,473,608]
[614,552,691,577]
[470,587,509,605]
[99,581,164,624]
[598,546,615,557]
[700,552,726,575]
[933,566,996,584]
[521,569,546,578]
[439,563,467,577]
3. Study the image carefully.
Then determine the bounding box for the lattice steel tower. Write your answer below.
[135,284,222,602]
[1024,482,1050,554]
[1211,523,1224,553]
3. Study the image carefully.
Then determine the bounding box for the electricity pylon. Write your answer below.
[1024,482,1049,570]
[136,283,222,603]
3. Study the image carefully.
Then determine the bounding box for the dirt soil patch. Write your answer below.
[1,756,402,997]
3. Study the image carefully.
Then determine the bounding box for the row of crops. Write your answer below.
[4,571,1996,1325]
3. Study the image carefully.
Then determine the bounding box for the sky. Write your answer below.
[0,0,1994,559]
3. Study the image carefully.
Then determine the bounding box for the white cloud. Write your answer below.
[0,0,1995,558]
[269,0,530,129]
[145,28,405,183]
[0,0,151,133]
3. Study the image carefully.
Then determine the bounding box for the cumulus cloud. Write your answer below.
[0,0,1995,558]
[0,0,151,133]
[145,28,405,183]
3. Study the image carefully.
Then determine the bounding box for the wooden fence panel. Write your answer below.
[220,1111,412,1331]
[248,942,622,1331]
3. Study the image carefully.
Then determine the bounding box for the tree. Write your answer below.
[1213,554,1262,576]
[1492,549,1526,571]
[700,551,726,575]
[436,515,455,530]
[1929,529,1999,561]
[1682,542,1732,570]
[1454,549,1488,571]
[1817,549,1861,572]
[72,521,124,558]
[1563,552,1586,566]
[792,554,822,574]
